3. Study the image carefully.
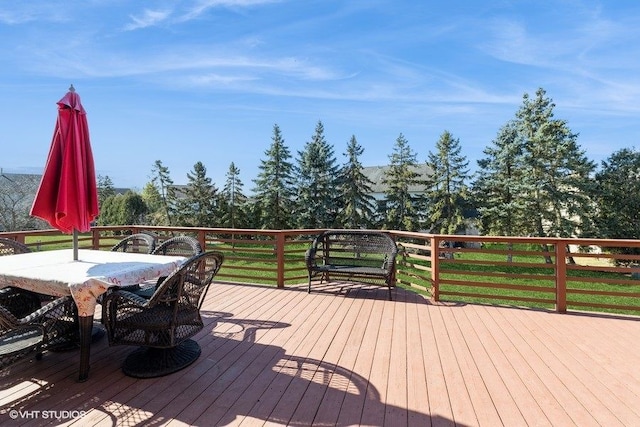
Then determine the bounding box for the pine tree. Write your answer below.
[425,130,470,234]
[220,162,248,228]
[515,88,595,239]
[474,121,532,236]
[294,120,340,228]
[593,148,640,244]
[97,175,116,209]
[97,195,118,226]
[174,161,218,227]
[382,133,424,231]
[336,135,376,228]
[150,160,174,226]
[140,181,165,225]
[252,124,296,229]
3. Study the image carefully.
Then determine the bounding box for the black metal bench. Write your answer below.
[305,230,399,300]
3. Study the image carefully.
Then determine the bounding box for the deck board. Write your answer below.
[448,303,523,427]
[472,304,577,426]
[0,282,639,426]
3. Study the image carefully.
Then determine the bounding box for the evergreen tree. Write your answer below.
[336,135,376,228]
[515,88,595,239]
[97,175,116,209]
[174,161,218,227]
[425,130,470,234]
[592,148,640,244]
[220,162,248,228]
[98,191,147,226]
[97,195,118,226]
[382,133,424,231]
[140,181,165,225]
[150,160,175,226]
[474,121,532,236]
[252,124,296,229]
[120,191,148,225]
[294,120,340,228]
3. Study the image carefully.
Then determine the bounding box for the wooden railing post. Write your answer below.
[555,242,567,313]
[430,235,440,301]
[275,231,285,288]
[91,228,100,250]
[197,229,207,252]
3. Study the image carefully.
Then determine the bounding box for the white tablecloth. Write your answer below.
[0,249,186,316]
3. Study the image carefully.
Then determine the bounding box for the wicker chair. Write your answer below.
[130,235,203,299]
[0,295,78,369]
[0,238,42,318]
[101,251,224,378]
[106,233,158,294]
[110,233,157,254]
[0,237,30,256]
[152,235,202,257]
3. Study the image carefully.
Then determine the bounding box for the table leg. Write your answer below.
[78,315,93,382]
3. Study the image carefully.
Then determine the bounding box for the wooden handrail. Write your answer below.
[2,226,639,316]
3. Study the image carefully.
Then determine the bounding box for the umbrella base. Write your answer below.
[122,339,201,378]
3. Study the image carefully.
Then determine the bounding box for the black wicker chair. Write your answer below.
[130,235,203,299]
[110,233,157,254]
[101,251,224,378]
[106,233,158,294]
[0,295,78,369]
[152,235,202,257]
[0,238,42,318]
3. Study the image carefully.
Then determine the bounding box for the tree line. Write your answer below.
[96,88,639,244]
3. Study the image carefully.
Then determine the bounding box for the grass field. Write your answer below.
[23,235,640,316]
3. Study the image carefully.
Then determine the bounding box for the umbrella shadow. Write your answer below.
[0,310,456,426]
[122,309,444,426]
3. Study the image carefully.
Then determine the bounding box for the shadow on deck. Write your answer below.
[1,282,638,426]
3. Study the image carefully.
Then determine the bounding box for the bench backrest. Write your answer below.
[313,230,398,270]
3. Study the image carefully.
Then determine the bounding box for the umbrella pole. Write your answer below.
[73,229,79,260]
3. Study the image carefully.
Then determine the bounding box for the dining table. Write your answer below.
[0,248,186,381]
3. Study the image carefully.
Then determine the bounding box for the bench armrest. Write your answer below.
[305,247,318,269]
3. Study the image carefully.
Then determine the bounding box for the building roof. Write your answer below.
[362,164,432,194]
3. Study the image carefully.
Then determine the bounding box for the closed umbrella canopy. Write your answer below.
[31,85,99,257]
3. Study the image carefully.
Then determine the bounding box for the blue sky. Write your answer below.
[1,0,639,190]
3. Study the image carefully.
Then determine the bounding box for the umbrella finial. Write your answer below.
[69,84,75,93]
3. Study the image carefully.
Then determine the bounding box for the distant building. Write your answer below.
[362,164,479,241]
[361,164,432,200]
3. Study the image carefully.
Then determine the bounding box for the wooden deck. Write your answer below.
[1,281,639,426]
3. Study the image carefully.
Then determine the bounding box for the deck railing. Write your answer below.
[2,226,639,315]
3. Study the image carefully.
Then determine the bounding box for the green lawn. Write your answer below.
[23,236,639,315]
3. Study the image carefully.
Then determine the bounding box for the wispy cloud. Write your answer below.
[0,3,72,25]
[121,0,284,30]
[124,9,173,31]
[22,38,345,89]
[2,0,639,188]
[180,0,284,20]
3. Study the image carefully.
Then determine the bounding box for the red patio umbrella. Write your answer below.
[31,85,99,260]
